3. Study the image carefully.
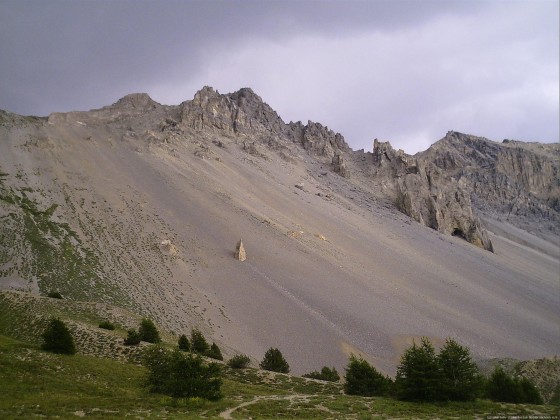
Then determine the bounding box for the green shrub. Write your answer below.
[139,318,160,344]
[178,334,190,352]
[191,328,209,354]
[46,291,63,299]
[144,345,222,400]
[344,356,391,396]
[98,321,115,330]
[206,342,223,361]
[260,348,290,373]
[395,337,440,401]
[124,329,141,346]
[486,366,542,404]
[41,318,76,355]
[227,354,251,369]
[303,366,340,382]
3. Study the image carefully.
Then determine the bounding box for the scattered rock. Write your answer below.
[234,240,246,261]
[160,240,178,256]
[295,183,305,190]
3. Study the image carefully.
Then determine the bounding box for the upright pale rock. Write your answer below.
[235,240,246,261]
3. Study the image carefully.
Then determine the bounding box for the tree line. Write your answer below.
[41,318,545,404]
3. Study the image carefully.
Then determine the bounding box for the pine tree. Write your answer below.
[41,318,76,355]
[206,342,223,360]
[139,318,161,343]
[438,338,483,401]
[260,347,290,373]
[191,328,210,354]
[344,356,391,396]
[395,337,441,401]
[178,334,190,352]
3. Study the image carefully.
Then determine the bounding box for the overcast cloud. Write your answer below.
[1,0,558,153]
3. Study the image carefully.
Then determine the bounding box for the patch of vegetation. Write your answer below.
[344,355,392,396]
[138,318,160,343]
[144,345,222,400]
[0,332,557,419]
[228,354,251,369]
[303,366,340,382]
[206,342,223,361]
[260,347,290,373]
[98,321,115,330]
[190,328,209,354]
[178,334,190,351]
[124,329,141,346]
[41,318,76,355]
[46,291,63,299]
[486,366,543,404]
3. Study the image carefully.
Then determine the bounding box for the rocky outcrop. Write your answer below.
[288,121,349,159]
[396,174,493,251]
[234,240,246,261]
[332,154,350,177]
[179,86,286,137]
[178,86,350,161]
[419,132,559,238]
[375,130,559,251]
[374,136,494,251]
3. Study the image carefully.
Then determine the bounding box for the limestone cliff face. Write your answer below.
[179,87,350,163]
[372,131,559,251]
[372,137,493,251]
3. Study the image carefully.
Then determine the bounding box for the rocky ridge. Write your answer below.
[4,87,557,252]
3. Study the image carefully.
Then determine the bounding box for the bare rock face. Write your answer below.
[332,154,350,178]
[235,240,246,261]
[375,136,494,251]
[375,131,559,251]
[179,86,286,137]
[420,132,560,238]
[288,121,349,159]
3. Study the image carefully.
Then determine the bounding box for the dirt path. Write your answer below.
[218,394,318,419]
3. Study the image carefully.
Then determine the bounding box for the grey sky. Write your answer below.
[1,0,558,153]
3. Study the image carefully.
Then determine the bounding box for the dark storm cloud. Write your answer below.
[0,0,557,153]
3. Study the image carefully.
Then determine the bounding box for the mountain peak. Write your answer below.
[112,93,159,110]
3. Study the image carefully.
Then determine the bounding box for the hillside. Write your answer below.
[0,87,558,377]
[1,290,557,419]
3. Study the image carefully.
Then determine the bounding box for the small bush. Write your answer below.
[124,329,141,346]
[206,342,223,361]
[41,318,76,355]
[98,321,115,330]
[260,348,290,373]
[144,345,222,400]
[344,355,391,396]
[139,318,161,344]
[228,354,251,369]
[303,366,340,382]
[191,328,209,354]
[178,334,190,352]
[46,291,63,299]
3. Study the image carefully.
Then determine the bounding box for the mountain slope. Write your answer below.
[0,87,558,375]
